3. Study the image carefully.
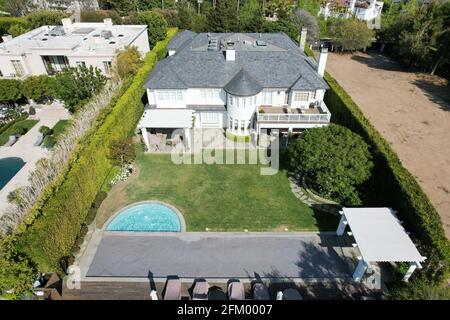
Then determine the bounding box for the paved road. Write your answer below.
[0,104,70,213]
[85,232,355,280]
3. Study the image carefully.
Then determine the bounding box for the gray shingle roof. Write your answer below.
[224,69,263,96]
[144,32,329,91]
[167,30,196,51]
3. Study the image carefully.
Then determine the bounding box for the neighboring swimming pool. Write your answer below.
[0,157,25,190]
[106,202,184,232]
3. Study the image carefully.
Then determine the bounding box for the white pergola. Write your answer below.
[337,207,426,282]
[139,109,193,150]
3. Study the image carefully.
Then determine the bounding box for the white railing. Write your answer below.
[257,103,331,123]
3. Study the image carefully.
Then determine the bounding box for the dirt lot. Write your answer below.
[326,51,450,238]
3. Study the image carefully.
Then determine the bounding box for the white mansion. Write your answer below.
[140,30,331,147]
[0,18,149,78]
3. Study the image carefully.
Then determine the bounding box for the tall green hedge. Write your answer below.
[322,72,450,282]
[1,29,178,286]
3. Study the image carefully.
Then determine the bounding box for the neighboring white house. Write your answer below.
[319,0,384,21]
[0,18,149,78]
[140,30,331,145]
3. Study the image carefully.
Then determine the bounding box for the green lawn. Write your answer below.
[43,120,70,148]
[100,151,338,232]
[0,119,39,146]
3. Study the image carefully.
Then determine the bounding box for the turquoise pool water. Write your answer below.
[0,157,25,190]
[106,202,182,232]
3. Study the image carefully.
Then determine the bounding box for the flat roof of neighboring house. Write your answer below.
[144,31,329,92]
[0,22,147,57]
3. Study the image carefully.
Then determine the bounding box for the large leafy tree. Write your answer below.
[25,10,67,28]
[177,0,192,30]
[206,0,239,32]
[116,46,143,79]
[109,137,136,166]
[22,75,55,102]
[239,0,264,32]
[138,10,168,47]
[53,66,106,112]
[328,18,375,51]
[262,18,299,42]
[289,124,373,205]
[290,8,319,40]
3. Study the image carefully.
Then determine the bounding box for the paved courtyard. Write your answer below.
[0,104,70,213]
[81,232,356,280]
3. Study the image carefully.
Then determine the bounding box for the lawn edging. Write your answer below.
[305,47,449,283]
[0,28,179,298]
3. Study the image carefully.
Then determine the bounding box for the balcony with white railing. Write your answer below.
[257,102,331,125]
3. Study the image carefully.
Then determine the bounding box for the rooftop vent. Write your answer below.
[109,41,116,45]
[256,40,267,46]
[42,38,48,41]
[93,34,100,37]
[101,30,112,39]
[118,34,124,37]
[49,27,65,37]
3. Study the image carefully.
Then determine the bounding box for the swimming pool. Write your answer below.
[0,157,25,190]
[106,202,184,232]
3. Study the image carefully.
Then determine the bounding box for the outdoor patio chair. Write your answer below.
[192,280,209,300]
[252,282,270,300]
[281,288,303,300]
[163,278,182,300]
[228,281,245,300]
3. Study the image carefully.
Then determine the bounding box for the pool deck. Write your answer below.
[77,230,358,282]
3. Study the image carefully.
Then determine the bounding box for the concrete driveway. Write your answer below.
[82,232,355,281]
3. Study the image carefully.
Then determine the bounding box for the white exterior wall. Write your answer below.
[0,55,25,77]
[185,88,226,106]
[290,89,325,108]
[130,30,151,56]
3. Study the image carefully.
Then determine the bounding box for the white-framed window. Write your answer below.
[293,92,309,102]
[201,112,219,124]
[200,89,220,100]
[262,91,273,105]
[156,90,184,101]
[229,117,233,129]
[228,95,233,106]
[240,120,245,132]
[76,61,86,67]
[103,61,112,75]
[11,60,25,77]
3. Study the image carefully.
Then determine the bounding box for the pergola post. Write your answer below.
[141,127,150,151]
[353,258,368,282]
[403,262,421,282]
[336,213,348,236]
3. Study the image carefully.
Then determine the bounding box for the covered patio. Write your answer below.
[336,208,426,282]
[138,108,193,152]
